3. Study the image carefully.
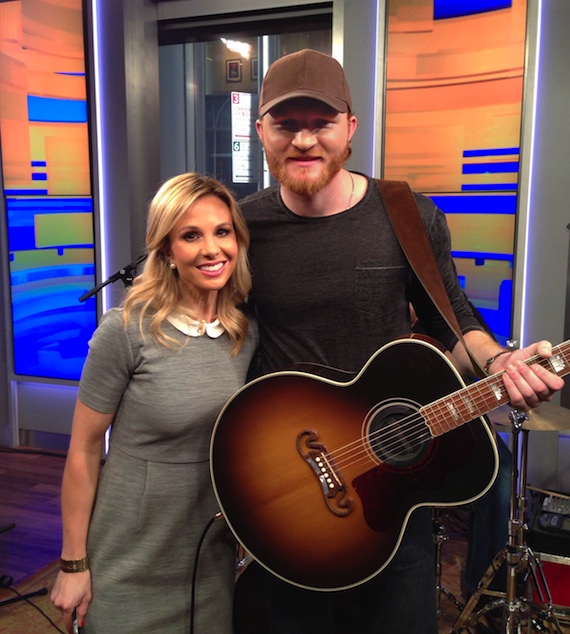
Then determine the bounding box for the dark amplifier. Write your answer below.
[528,492,570,557]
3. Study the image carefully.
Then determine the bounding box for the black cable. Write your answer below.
[0,447,66,631]
[190,512,223,634]
[0,582,66,633]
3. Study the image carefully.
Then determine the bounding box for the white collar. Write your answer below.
[166,312,225,338]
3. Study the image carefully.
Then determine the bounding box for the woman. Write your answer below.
[50,173,258,633]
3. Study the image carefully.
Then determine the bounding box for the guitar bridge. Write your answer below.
[296,430,354,517]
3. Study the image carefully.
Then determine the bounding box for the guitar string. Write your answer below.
[327,373,520,468]
[282,345,568,477]
[335,383,518,470]
[320,384,502,472]
[326,347,563,468]
[328,415,428,471]
[321,348,567,472]
[327,403,482,472]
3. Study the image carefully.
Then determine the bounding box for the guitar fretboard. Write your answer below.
[422,341,570,437]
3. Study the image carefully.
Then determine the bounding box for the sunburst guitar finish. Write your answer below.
[211,336,570,591]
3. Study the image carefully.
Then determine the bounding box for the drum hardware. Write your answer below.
[527,486,570,502]
[434,510,466,617]
[491,402,570,433]
[452,408,565,633]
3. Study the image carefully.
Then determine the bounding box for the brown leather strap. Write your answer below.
[376,179,485,378]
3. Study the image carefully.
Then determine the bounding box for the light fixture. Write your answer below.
[221,37,252,60]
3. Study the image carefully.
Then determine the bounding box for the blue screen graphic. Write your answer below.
[6,196,97,380]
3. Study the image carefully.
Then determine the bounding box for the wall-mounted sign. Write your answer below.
[230,91,259,183]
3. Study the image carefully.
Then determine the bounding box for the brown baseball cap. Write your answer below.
[258,49,352,117]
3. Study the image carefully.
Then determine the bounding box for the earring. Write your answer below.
[170,262,176,270]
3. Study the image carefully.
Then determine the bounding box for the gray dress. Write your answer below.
[78,308,257,633]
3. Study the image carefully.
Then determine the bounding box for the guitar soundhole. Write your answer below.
[365,399,431,467]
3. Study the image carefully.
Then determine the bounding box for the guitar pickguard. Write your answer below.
[297,429,354,517]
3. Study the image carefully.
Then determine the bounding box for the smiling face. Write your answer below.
[256,97,357,196]
[167,194,238,314]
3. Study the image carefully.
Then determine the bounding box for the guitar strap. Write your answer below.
[376,178,486,379]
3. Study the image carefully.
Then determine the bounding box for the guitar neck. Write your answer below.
[422,341,570,437]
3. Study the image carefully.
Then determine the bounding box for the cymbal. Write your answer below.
[490,402,570,432]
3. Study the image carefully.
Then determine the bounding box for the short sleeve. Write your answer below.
[78,308,135,413]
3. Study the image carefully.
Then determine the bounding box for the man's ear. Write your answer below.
[348,114,358,141]
[256,118,265,141]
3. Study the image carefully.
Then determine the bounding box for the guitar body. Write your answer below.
[211,337,499,591]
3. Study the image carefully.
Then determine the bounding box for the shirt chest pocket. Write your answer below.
[354,265,408,316]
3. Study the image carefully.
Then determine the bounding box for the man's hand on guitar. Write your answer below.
[488,340,565,411]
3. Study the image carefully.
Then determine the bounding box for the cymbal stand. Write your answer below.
[452,409,563,633]
[434,511,465,617]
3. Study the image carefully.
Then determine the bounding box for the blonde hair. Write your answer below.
[123,173,252,355]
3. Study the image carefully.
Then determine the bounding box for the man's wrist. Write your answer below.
[484,349,512,375]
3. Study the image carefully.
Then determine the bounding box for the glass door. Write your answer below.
[158,17,332,196]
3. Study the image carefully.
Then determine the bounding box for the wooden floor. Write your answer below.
[0,445,469,633]
[2,446,568,633]
[0,447,66,585]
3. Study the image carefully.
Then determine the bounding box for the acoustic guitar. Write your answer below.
[211,336,569,592]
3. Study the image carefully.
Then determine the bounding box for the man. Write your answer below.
[239,48,564,633]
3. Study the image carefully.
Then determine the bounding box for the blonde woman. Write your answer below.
[51,173,258,633]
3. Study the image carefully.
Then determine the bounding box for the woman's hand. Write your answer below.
[50,569,92,633]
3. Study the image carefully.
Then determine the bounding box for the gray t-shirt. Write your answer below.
[79,307,258,462]
[240,175,482,376]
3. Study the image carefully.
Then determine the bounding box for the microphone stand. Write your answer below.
[79,254,147,303]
